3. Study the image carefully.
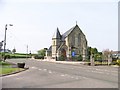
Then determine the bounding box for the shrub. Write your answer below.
[77,55,83,61]
[116,59,120,66]
[58,55,66,61]
[5,55,11,59]
[110,61,117,65]
[34,55,44,59]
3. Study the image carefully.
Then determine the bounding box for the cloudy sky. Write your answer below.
[0,0,118,53]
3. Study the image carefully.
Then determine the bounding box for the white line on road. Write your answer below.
[38,69,42,70]
[48,70,52,74]
[31,67,37,69]
[61,74,65,77]
[43,69,47,71]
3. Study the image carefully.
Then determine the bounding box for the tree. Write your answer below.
[77,54,83,61]
[87,46,101,61]
[87,47,92,60]
[102,49,112,60]
[12,48,16,54]
[37,49,46,57]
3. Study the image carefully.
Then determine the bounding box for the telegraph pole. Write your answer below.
[26,45,28,59]
[3,24,13,61]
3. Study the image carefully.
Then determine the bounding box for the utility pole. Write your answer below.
[26,45,28,59]
[3,24,13,61]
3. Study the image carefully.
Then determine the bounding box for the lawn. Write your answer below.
[0,68,23,75]
[0,61,23,75]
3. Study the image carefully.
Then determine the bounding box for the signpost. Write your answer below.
[72,51,75,57]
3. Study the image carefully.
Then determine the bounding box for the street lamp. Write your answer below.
[3,24,13,61]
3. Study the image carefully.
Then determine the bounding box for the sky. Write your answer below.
[0,0,119,53]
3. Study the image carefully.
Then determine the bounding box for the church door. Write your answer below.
[61,49,67,58]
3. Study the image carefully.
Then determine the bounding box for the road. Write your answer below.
[1,59,118,88]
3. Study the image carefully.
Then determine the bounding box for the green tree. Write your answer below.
[12,48,16,54]
[77,54,83,61]
[37,49,46,57]
[87,46,101,61]
[87,47,92,60]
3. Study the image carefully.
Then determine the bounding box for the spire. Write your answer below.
[52,27,61,39]
[76,21,78,26]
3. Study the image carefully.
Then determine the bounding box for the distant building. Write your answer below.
[112,51,120,59]
[48,24,88,61]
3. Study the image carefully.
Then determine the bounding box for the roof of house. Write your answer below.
[112,51,120,54]
[62,24,80,38]
[52,27,61,39]
[48,45,52,52]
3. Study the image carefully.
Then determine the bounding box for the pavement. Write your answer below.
[1,59,119,88]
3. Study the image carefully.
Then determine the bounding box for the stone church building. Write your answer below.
[48,24,87,61]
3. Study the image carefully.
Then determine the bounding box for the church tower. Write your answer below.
[52,28,61,58]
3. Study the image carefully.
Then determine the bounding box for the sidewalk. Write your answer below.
[43,59,88,65]
[42,59,119,68]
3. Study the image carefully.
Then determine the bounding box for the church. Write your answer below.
[48,24,88,61]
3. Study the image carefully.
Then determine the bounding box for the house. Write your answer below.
[48,24,88,61]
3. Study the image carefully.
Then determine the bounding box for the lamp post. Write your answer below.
[3,24,13,61]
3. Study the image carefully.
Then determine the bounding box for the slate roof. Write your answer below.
[48,46,52,52]
[52,28,61,39]
[62,25,78,38]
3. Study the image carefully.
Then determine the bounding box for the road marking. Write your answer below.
[64,74,68,76]
[38,69,42,70]
[61,74,65,77]
[75,77,79,80]
[31,67,37,69]
[82,77,88,79]
[48,70,52,74]
[43,69,47,71]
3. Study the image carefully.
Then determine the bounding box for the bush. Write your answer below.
[5,55,11,59]
[116,59,120,66]
[77,55,83,61]
[58,55,66,61]
[110,61,117,65]
[34,55,44,59]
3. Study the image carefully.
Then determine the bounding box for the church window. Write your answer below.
[75,34,78,47]
[53,41,55,45]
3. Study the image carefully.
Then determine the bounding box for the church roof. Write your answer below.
[62,24,78,38]
[52,27,61,39]
[48,45,52,52]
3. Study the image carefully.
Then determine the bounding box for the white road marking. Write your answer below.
[75,77,79,80]
[61,74,65,77]
[71,77,74,78]
[38,69,42,70]
[43,69,47,71]
[82,77,88,79]
[48,70,52,74]
[31,67,37,69]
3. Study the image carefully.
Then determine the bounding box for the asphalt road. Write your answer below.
[1,59,118,88]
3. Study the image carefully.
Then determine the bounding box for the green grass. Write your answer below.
[0,61,11,66]
[0,61,23,75]
[0,52,35,59]
[0,68,23,75]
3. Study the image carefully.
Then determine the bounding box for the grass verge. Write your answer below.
[0,61,24,76]
[0,68,23,75]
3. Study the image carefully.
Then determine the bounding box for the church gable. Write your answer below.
[51,24,87,61]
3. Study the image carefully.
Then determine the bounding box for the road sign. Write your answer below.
[72,52,75,57]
